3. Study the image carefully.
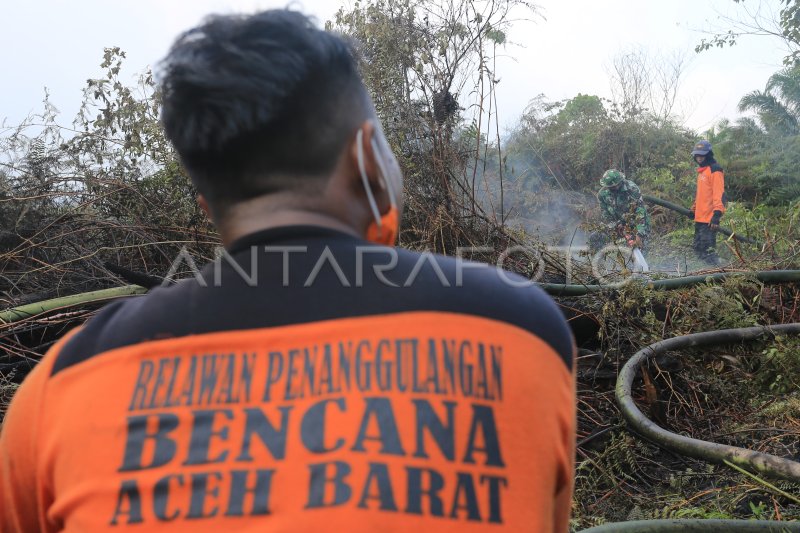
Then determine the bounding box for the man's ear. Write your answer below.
[349,120,391,214]
[197,194,213,221]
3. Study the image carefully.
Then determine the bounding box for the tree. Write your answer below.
[0,48,213,301]
[329,0,535,237]
[506,91,694,194]
[738,66,800,134]
[608,47,690,123]
[696,0,800,66]
[705,66,800,204]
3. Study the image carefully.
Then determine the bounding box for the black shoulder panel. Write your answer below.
[51,299,125,376]
[53,227,574,376]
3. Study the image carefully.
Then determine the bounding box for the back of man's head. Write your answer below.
[158,10,371,214]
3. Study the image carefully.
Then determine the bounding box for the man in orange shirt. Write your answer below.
[0,10,575,532]
[690,140,726,266]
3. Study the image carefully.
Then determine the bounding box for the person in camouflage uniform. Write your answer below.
[596,169,650,250]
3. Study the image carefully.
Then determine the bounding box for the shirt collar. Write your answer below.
[227,225,361,254]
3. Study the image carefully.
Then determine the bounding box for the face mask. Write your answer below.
[357,128,400,246]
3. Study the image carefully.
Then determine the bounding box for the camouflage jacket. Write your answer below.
[597,179,650,237]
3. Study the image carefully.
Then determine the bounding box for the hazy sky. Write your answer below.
[1,0,790,136]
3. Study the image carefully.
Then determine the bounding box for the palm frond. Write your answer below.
[765,66,800,111]
[738,91,799,135]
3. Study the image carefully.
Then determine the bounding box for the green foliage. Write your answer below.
[635,165,694,200]
[505,93,695,194]
[738,66,800,136]
[585,432,642,485]
[695,283,761,329]
[0,48,212,298]
[650,505,733,520]
[574,432,651,514]
[748,500,770,520]
[752,336,800,393]
[66,48,198,225]
[557,94,607,127]
[720,201,767,241]
[781,0,800,66]
[702,66,800,206]
[485,27,506,44]
[759,392,800,420]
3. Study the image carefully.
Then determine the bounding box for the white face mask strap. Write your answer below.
[371,137,396,207]
[357,129,382,227]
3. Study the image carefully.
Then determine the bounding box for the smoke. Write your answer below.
[507,190,593,247]
[472,160,594,247]
[470,151,716,277]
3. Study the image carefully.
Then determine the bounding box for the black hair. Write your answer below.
[707,152,723,172]
[696,150,719,167]
[158,10,371,210]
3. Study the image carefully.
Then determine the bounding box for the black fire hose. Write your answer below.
[643,195,761,246]
[2,270,800,321]
[589,325,800,532]
[536,269,800,297]
[580,518,800,532]
[616,323,800,483]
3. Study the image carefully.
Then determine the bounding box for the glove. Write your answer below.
[626,235,642,248]
[710,210,722,230]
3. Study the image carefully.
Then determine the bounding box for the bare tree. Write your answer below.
[608,47,652,118]
[651,49,690,122]
[607,46,690,123]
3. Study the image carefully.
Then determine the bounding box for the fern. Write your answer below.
[651,505,733,520]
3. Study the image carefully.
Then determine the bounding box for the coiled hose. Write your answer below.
[585,325,800,532]
[616,324,800,482]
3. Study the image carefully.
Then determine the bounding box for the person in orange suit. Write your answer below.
[0,10,576,533]
[690,140,726,265]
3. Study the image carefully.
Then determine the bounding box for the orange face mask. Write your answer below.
[365,205,399,246]
[357,129,400,246]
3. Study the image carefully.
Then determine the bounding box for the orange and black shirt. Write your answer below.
[692,163,726,223]
[0,226,576,532]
